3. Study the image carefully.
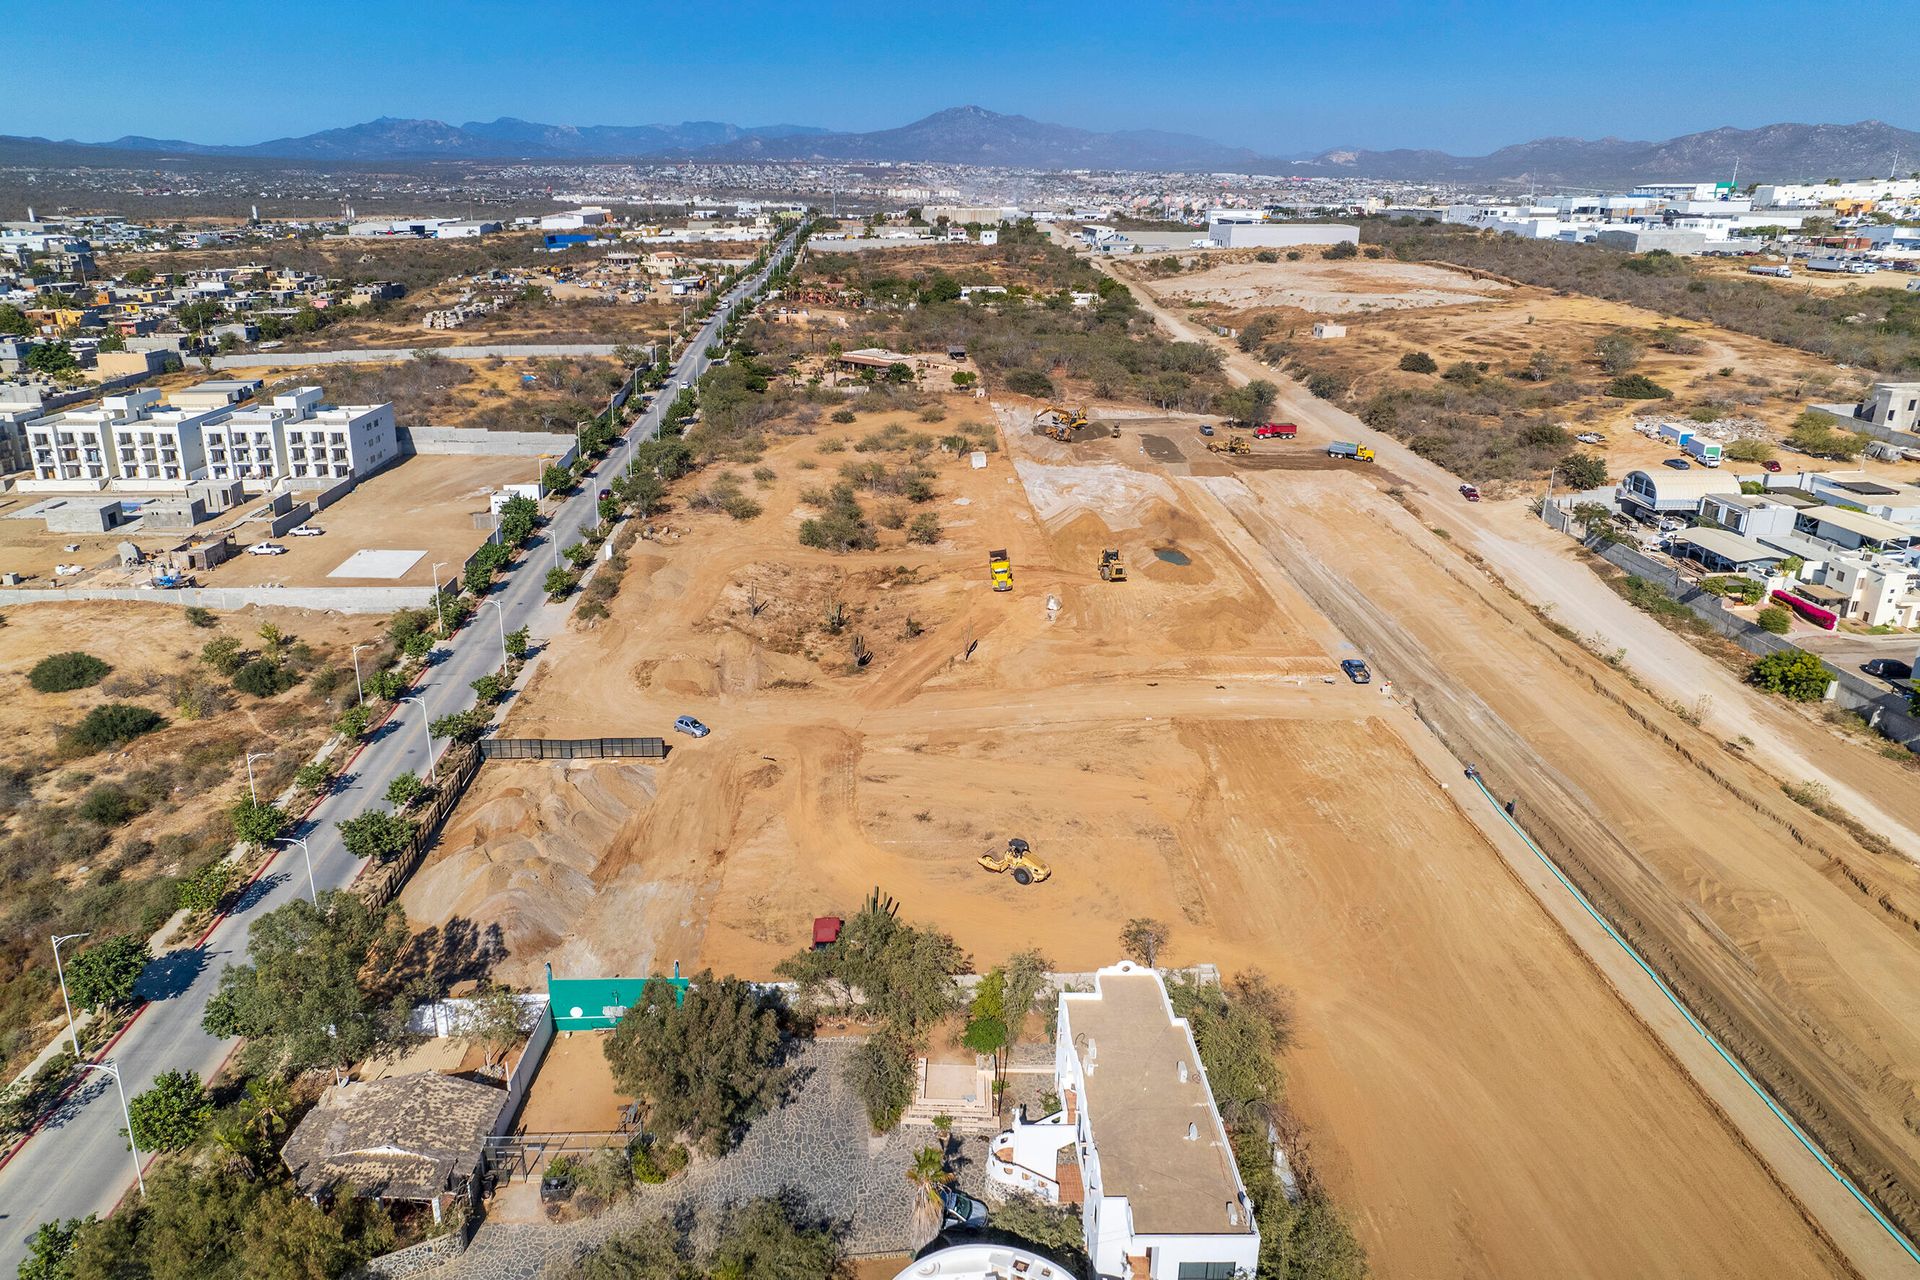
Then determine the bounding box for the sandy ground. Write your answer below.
[516,1032,632,1134]
[201,454,541,588]
[399,400,1887,1275]
[1149,257,1509,314]
[1078,244,1920,1272]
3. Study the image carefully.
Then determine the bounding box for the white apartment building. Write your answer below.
[202,387,397,488]
[1753,179,1920,208]
[25,389,218,487]
[988,963,1260,1280]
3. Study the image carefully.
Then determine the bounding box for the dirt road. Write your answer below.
[400,399,1899,1276]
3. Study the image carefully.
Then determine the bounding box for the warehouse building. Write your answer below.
[1207,221,1359,250]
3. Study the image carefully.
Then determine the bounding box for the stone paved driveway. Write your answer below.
[411,1039,990,1279]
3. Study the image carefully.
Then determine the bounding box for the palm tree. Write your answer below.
[905,1143,954,1251]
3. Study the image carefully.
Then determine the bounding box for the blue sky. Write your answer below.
[7,0,1914,153]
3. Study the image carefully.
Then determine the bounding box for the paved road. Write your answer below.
[0,232,796,1274]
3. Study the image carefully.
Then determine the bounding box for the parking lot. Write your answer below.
[203,454,537,588]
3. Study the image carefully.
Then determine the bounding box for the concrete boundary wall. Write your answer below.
[211,343,621,369]
[400,426,576,460]
[0,584,435,612]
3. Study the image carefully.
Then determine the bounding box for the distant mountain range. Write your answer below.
[3,108,1916,185]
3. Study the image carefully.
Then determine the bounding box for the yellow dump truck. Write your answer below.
[989,549,1013,592]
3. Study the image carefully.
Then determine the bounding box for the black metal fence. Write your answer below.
[480,736,668,761]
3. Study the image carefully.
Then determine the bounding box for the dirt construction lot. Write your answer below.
[403,401,1920,1275]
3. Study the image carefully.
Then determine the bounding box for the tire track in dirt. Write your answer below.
[1206,475,1920,1251]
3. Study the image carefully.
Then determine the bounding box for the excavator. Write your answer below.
[979,837,1052,885]
[1206,434,1251,456]
[1099,549,1128,582]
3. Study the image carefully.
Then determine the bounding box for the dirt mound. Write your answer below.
[401,761,659,985]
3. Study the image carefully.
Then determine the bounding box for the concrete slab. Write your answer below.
[328,548,426,580]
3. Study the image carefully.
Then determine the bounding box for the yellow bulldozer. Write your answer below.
[1206,434,1251,456]
[1099,549,1128,582]
[989,549,1013,592]
[979,837,1051,885]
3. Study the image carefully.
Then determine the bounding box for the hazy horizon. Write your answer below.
[6,0,1915,156]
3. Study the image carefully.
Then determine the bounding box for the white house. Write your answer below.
[987,963,1260,1280]
[539,207,611,232]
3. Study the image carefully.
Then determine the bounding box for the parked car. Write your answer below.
[1459,484,1481,502]
[940,1187,989,1230]
[1340,658,1372,684]
[1198,423,1215,437]
[1663,458,1692,470]
[1762,460,1782,473]
[673,715,710,737]
[246,542,288,556]
[598,488,612,500]
[1575,432,1605,445]
[1862,658,1913,681]
[288,525,323,537]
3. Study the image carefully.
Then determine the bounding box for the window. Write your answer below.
[1177,1265,1238,1280]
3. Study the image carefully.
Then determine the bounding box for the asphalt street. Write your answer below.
[0,230,796,1272]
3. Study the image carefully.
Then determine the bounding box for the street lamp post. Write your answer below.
[50,931,91,1059]
[277,837,318,903]
[349,643,372,706]
[244,749,274,805]
[483,599,508,672]
[80,1060,145,1197]
[399,696,439,782]
[431,562,448,634]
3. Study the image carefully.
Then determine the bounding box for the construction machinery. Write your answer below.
[989,549,1013,592]
[1206,434,1251,456]
[979,837,1051,885]
[1042,422,1075,443]
[1099,548,1128,582]
[1326,441,1376,463]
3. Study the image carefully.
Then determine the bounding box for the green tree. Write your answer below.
[545,566,579,599]
[776,892,961,1031]
[126,1069,212,1152]
[383,772,424,809]
[559,1220,693,1280]
[430,708,491,742]
[1557,452,1609,490]
[705,1197,844,1280]
[18,1216,86,1280]
[0,302,30,335]
[504,626,531,659]
[25,342,80,377]
[542,464,573,495]
[845,1026,916,1132]
[64,935,150,1012]
[201,890,409,1077]
[990,1194,1087,1272]
[1748,649,1831,701]
[1605,373,1672,400]
[62,704,164,753]
[1756,605,1793,634]
[1594,330,1643,374]
[337,809,414,860]
[1119,916,1171,967]
[1723,438,1775,463]
[29,650,110,692]
[1397,351,1438,374]
[229,796,288,846]
[602,973,788,1156]
[176,860,236,913]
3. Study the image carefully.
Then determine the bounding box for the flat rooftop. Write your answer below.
[1067,969,1253,1239]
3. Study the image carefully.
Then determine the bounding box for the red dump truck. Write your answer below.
[1254,422,1297,439]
